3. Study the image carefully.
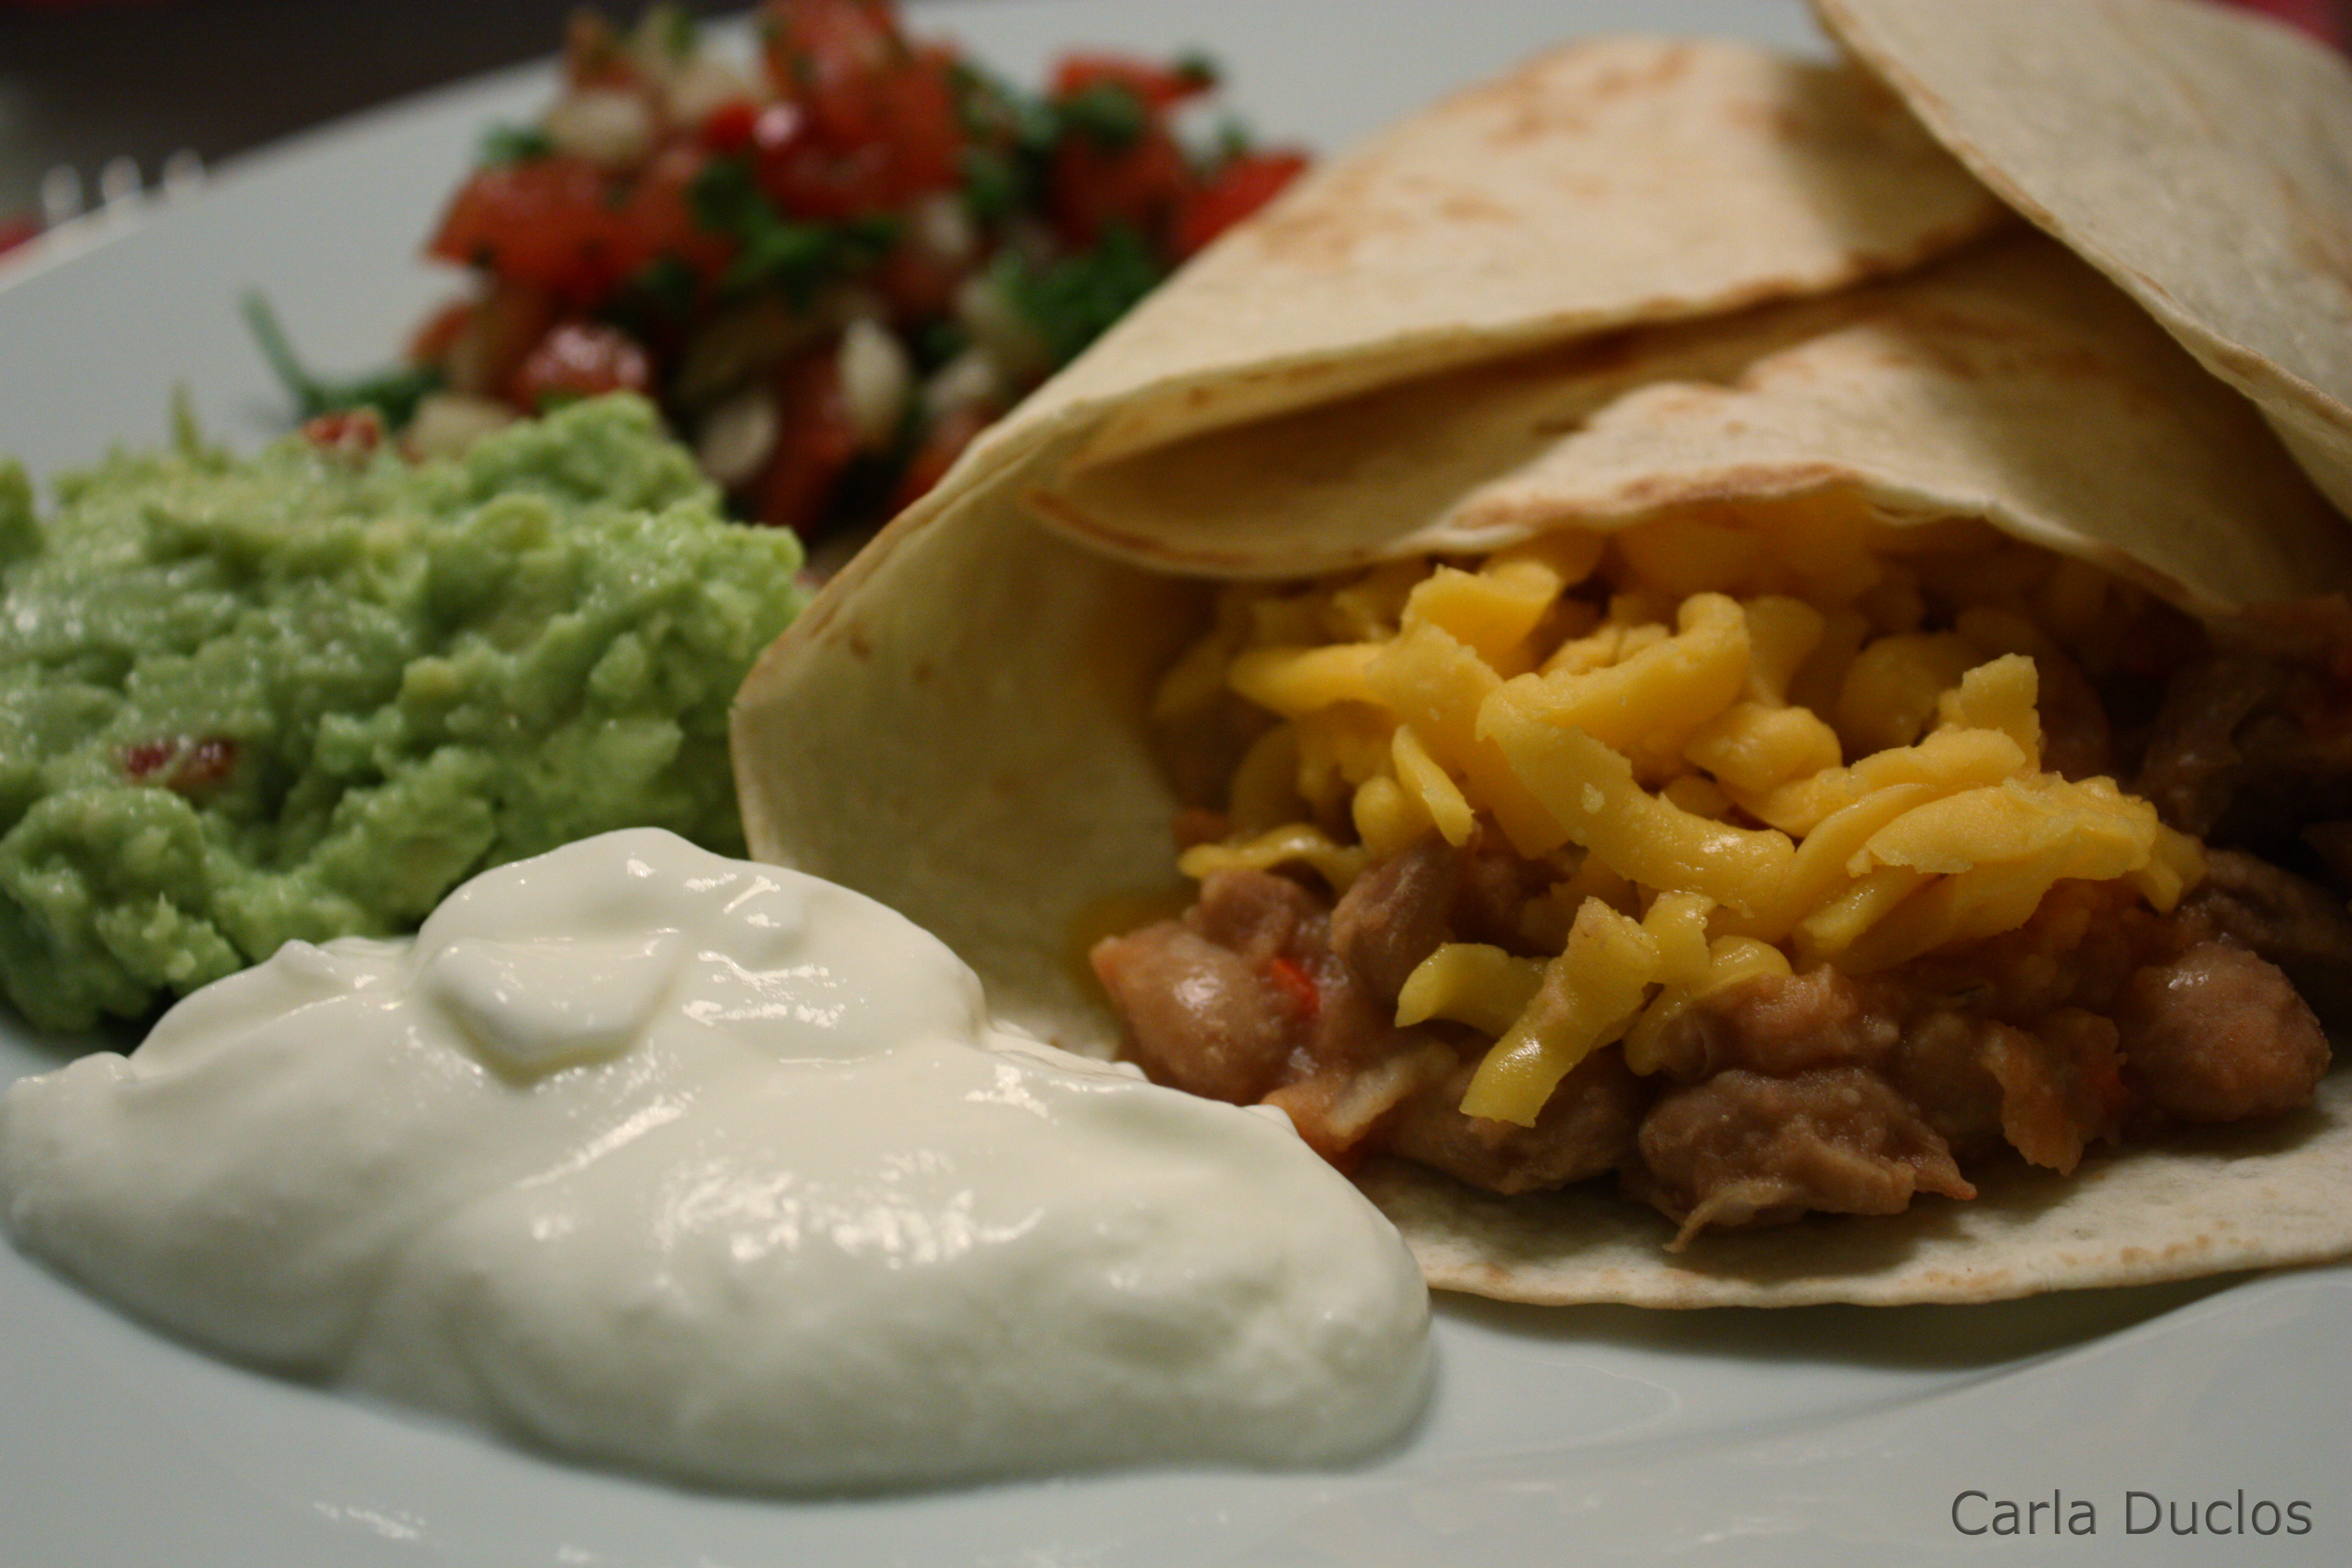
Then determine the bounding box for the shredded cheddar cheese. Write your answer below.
[1149,498,2202,1128]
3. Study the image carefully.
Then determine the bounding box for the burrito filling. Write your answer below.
[1090,498,2344,1246]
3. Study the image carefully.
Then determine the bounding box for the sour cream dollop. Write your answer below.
[0,829,1430,1490]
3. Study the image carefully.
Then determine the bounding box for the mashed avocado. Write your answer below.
[0,395,805,1032]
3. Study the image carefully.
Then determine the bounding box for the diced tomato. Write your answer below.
[428,154,626,303]
[1048,123,1191,251]
[837,43,966,197]
[872,230,963,320]
[699,98,764,155]
[761,0,901,92]
[431,139,732,308]
[300,407,385,456]
[122,737,239,798]
[1049,53,1216,111]
[750,100,890,221]
[1266,956,1321,1022]
[1172,149,1308,259]
[609,139,736,286]
[889,400,995,511]
[745,350,862,532]
[506,322,655,410]
[759,1,965,214]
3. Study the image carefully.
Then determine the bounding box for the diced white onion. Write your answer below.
[662,58,759,127]
[909,191,977,266]
[541,89,657,168]
[403,393,519,461]
[923,347,1006,422]
[954,274,1052,383]
[837,318,913,452]
[695,386,781,489]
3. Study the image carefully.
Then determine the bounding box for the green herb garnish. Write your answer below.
[478,123,554,166]
[992,225,1165,367]
[692,157,900,304]
[1055,80,1150,149]
[242,292,442,426]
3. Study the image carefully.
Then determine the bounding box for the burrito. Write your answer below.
[733,32,2352,1307]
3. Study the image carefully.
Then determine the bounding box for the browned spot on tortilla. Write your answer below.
[2279,165,2352,304]
[1439,191,1517,225]
[1724,99,1811,142]
[1480,40,1700,145]
[1243,165,1407,270]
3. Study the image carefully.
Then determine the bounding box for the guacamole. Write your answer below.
[0,395,806,1033]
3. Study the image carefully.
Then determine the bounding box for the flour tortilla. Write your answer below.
[1366,1074,2352,1308]
[1812,0,2352,515]
[982,36,2005,480]
[1033,233,2352,614]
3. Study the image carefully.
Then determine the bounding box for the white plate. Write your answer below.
[3,3,2345,1564]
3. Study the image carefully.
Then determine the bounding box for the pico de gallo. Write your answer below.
[257,0,1305,558]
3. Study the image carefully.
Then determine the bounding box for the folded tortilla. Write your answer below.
[939,35,2005,496]
[1811,0,2352,516]
[732,42,2352,1307]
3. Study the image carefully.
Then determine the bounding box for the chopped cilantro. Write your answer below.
[1173,51,1222,90]
[727,221,837,297]
[992,226,1166,367]
[959,145,1027,224]
[690,157,898,304]
[1056,80,1150,149]
[688,153,764,232]
[633,254,703,319]
[950,60,1027,143]
[242,292,442,426]
[478,123,554,166]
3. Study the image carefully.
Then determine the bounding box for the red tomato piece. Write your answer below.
[609,139,737,286]
[759,1,966,214]
[427,155,625,303]
[300,408,385,456]
[122,737,239,797]
[507,322,655,410]
[746,350,862,532]
[699,99,763,155]
[761,0,902,107]
[752,100,888,221]
[1266,956,1321,1022]
[1049,123,1191,251]
[872,230,964,321]
[1172,149,1308,259]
